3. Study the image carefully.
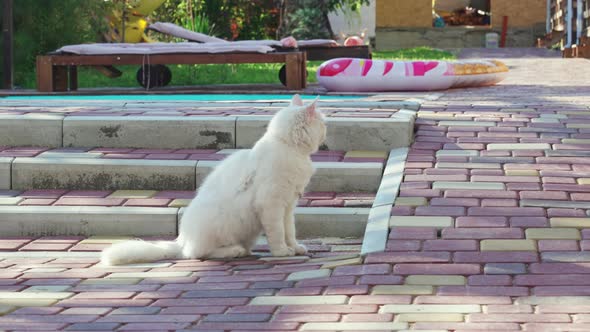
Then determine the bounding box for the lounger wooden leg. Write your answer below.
[285,53,305,90]
[68,66,78,91]
[53,66,68,92]
[36,56,54,92]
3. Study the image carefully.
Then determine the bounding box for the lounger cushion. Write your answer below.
[55,42,275,55]
[149,22,227,43]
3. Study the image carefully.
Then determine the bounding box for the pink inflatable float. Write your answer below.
[317,58,508,92]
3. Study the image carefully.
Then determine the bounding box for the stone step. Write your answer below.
[0,205,370,238]
[0,97,417,151]
[1,150,385,192]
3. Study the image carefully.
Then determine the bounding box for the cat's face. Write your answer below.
[267,95,326,154]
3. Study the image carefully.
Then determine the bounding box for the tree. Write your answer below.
[276,0,370,39]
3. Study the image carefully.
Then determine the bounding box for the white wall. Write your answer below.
[328,0,375,42]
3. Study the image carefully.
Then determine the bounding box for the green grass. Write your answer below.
[18,47,455,89]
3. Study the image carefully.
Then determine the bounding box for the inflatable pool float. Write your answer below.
[317,58,508,92]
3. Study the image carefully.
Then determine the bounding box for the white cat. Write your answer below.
[101,94,326,265]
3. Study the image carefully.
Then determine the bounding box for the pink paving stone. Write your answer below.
[130,148,175,154]
[342,157,386,163]
[547,208,587,217]
[10,307,64,315]
[276,287,322,296]
[571,193,590,200]
[103,153,147,159]
[471,169,504,176]
[537,305,590,313]
[19,242,73,251]
[152,298,249,307]
[193,322,298,330]
[358,275,403,285]
[415,205,466,216]
[335,192,376,199]
[385,240,421,251]
[98,314,199,323]
[123,198,172,207]
[295,276,356,288]
[332,264,391,276]
[399,188,441,198]
[404,174,468,181]
[479,150,512,157]
[455,252,538,263]
[455,216,508,228]
[144,153,189,160]
[400,182,430,189]
[62,190,112,198]
[20,189,68,198]
[486,304,533,313]
[118,322,191,330]
[437,285,529,296]
[0,240,28,251]
[584,229,590,239]
[389,227,437,240]
[515,274,590,286]
[349,295,411,305]
[468,313,571,322]
[268,313,339,322]
[159,282,248,291]
[279,304,378,314]
[534,286,590,296]
[160,306,227,314]
[442,228,523,239]
[467,207,546,216]
[444,190,517,199]
[422,240,478,251]
[404,162,433,168]
[0,323,68,330]
[544,183,590,192]
[510,216,549,227]
[393,263,481,275]
[389,205,414,216]
[68,243,110,252]
[507,182,541,190]
[414,295,511,304]
[415,136,455,143]
[53,197,126,206]
[523,323,590,331]
[468,275,512,286]
[530,263,590,274]
[481,198,518,207]
[365,251,451,264]
[411,142,443,150]
[430,197,479,206]
[424,168,469,175]
[0,314,100,323]
[538,240,579,251]
[520,190,569,200]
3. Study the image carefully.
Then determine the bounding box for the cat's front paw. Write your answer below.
[290,243,308,255]
[271,246,295,257]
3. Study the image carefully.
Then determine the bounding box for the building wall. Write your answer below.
[375,0,546,28]
[491,0,546,27]
[376,0,432,28]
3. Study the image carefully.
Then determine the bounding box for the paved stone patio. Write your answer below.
[2,49,590,331]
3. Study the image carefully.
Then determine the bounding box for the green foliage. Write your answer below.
[374,47,456,60]
[154,0,278,40]
[289,6,331,40]
[6,0,111,87]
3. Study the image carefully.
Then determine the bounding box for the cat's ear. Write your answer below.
[304,97,320,123]
[291,94,303,106]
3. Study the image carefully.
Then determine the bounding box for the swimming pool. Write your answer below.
[2,94,364,102]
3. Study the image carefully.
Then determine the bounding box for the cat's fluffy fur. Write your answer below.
[101,95,326,265]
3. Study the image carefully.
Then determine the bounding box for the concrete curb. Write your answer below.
[0,206,371,237]
[8,158,384,192]
[0,113,414,151]
[360,147,411,256]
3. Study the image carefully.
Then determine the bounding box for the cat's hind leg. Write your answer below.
[208,245,249,259]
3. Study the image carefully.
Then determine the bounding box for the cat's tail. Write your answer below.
[100,239,183,266]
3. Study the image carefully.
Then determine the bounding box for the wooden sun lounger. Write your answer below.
[36,51,307,92]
